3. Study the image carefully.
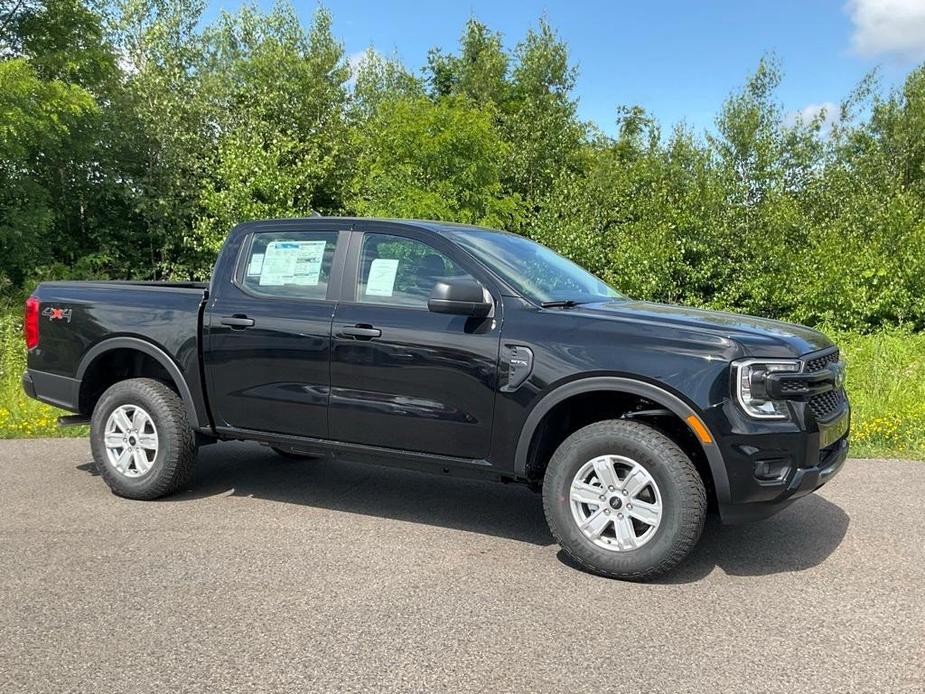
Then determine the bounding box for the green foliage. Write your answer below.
[788,66,925,331]
[189,4,351,272]
[426,19,508,104]
[2,1,925,330]
[1,0,166,287]
[0,56,97,285]
[351,48,424,121]
[835,330,925,458]
[502,19,585,204]
[424,18,585,208]
[532,58,925,333]
[112,0,212,278]
[3,3,925,456]
[349,95,519,226]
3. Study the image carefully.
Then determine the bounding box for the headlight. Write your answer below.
[733,359,802,419]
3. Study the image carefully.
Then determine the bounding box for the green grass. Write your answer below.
[0,310,87,439]
[834,331,925,459]
[1,310,923,458]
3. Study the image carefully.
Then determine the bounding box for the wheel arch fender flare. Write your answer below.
[76,337,202,428]
[513,376,730,504]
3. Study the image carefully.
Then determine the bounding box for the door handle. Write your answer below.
[338,324,381,340]
[220,315,255,329]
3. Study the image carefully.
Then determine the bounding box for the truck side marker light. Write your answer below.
[686,415,713,444]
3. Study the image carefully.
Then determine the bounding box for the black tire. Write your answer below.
[90,378,198,500]
[543,419,706,581]
[270,446,316,460]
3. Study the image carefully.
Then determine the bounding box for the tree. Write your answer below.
[185,4,350,275]
[426,19,508,105]
[1,2,924,332]
[423,18,586,207]
[791,65,925,330]
[502,19,586,205]
[0,0,136,286]
[349,95,519,226]
[350,47,423,121]
[0,57,96,284]
[112,0,213,278]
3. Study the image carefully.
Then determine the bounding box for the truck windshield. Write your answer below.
[446,229,624,305]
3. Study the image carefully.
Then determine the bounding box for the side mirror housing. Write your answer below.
[428,278,492,317]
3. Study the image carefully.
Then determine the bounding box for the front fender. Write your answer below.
[512,376,731,506]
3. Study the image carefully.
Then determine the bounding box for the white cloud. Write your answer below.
[788,101,841,132]
[117,53,138,76]
[847,0,925,60]
[346,48,379,88]
[347,50,368,75]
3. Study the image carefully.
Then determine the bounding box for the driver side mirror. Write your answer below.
[428,278,492,317]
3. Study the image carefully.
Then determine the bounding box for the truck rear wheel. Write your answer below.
[90,378,198,500]
[542,419,706,581]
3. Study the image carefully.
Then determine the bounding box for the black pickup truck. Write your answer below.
[22,217,850,579]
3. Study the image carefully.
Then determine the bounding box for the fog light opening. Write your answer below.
[754,458,791,483]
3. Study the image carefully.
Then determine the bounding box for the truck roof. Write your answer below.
[232,216,507,239]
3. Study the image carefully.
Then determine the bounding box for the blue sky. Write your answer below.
[204,0,925,135]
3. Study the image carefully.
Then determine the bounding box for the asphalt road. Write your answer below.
[0,438,922,693]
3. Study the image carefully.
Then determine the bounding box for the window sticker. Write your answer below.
[365,258,399,297]
[290,240,327,286]
[259,241,298,286]
[247,253,264,276]
[259,240,327,286]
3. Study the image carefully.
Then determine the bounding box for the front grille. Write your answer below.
[808,389,844,420]
[779,380,805,393]
[804,349,839,373]
[803,348,846,421]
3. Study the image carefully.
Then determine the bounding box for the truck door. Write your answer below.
[329,227,501,459]
[204,226,347,438]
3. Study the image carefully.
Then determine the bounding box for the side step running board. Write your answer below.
[58,415,91,427]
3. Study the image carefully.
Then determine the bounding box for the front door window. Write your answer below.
[356,233,475,308]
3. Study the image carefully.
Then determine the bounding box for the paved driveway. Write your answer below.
[0,438,922,693]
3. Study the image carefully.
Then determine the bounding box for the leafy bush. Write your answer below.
[348,95,521,226]
[3,2,925,334]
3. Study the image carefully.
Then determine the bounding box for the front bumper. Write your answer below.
[710,398,850,525]
[718,433,848,523]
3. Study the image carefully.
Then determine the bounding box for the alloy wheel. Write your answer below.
[569,454,663,551]
[103,404,159,478]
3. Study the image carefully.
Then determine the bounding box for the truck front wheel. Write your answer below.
[90,378,198,500]
[543,419,706,581]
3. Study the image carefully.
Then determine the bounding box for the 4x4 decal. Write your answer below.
[42,306,72,323]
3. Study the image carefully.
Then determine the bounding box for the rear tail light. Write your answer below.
[24,296,39,350]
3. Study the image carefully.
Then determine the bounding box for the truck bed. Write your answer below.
[24,280,210,425]
[37,280,209,290]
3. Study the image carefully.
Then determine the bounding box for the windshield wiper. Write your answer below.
[540,299,583,308]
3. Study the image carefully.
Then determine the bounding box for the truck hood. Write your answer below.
[570,300,833,357]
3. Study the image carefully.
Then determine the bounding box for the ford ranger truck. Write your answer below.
[22,217,850,580]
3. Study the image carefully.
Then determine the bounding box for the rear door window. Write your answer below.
[241,231,338,300]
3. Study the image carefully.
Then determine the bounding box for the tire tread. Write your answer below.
[91,378,197,500]
[542,419,706,581]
